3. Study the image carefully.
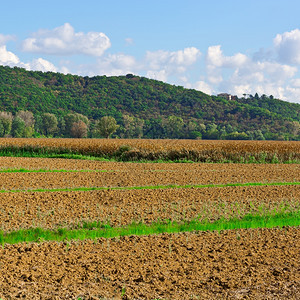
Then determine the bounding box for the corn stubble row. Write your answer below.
[0,138,299,162]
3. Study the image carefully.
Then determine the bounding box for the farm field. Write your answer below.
[0,158,299,190]
[0,228,299,299]
[0,139,299,299]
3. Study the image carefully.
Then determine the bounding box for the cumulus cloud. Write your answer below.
[79,53,137,77]
[29,58,57,72]
[76,47,201,82]
[0,45,20,65]
[206,45,248,68]
[21,23,111,56]
[274,29,300,64]
[206,45,248,84]
[201,42,300,102]
[144,47,201,83]
[146,70,167,82]
[193,81,213,95]
[0,42,58,73]
[146,47,200,72]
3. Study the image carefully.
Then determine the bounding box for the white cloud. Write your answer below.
[29,58,57,72]
[202,43,300,102]
[76,47,201,83]
[143,47,201,84]
[274,29,300,64]
[80,53,137,77]
[146,70,167,82]
[206,45,248,84]
[22,23,111,56]
[206,45,248,68]
[193,80,213,95]
[146,47,200,73]
[0,45,20,65]
[0,43,58,73]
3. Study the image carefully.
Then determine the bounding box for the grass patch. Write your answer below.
[0,211,299,245]
[0,181,299,194]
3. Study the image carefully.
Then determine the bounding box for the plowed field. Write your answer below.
[0,156,299,299]
[0,227,299,299]
[0,157,299,190]
[0,185,299,231]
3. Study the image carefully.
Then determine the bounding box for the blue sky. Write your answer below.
[1,0,300,103]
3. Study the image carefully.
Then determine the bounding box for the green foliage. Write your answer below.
[41,113,58,136]
[95,116,119,138]
[0,112,12,136]
[11,116,25,137]
[64,113,89,137]
[0,66,299,139]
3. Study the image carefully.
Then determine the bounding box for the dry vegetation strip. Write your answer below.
[0,227,299,299]
[0,138,299,162]
[0,185,298,231]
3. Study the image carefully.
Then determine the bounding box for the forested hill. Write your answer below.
[0,65,300,140]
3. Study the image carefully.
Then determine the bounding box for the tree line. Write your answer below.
[0,66,300,140]
[1,110,299,140]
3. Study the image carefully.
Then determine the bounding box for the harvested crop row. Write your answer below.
[0,163,299,190]
[0,138,299,162]
[0,227,299,299]
[1,156,300,173]
[0,185,299,231]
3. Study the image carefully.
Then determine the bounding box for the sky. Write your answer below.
[1,0,300,104]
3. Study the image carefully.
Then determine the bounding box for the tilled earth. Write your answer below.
[0,185,299,231]
[0,158,299,190]
[0,157,299,299]
[0,227,299,299]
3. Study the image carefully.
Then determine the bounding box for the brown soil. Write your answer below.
[0,159,299,191]
[0,227,299,299]
[0,185,298,231]
[0,156,298,298]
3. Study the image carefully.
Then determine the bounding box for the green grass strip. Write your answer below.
[0,212,299,245]
[0,168,112,173]
[0,181,299,194]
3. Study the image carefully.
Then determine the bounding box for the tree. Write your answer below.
[0,112,13,137]
[16,111,35,137]
[164,116,184,138]
[64,113,89,137]
[70,120,88,138]
[203,123,219,139]
[286,121,300,136]
[16,111,35,128]
[122,114,144,138]
[253,130,265,140]
[41,113,58,136]
[95,116,119,138]
[11,116,25,137]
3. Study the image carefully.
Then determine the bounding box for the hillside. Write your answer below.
[0,65,299,140]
